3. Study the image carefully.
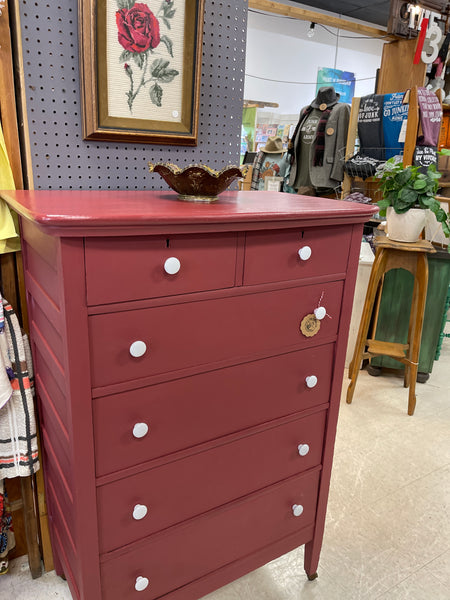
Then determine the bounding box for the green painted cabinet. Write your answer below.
[371,246,450,376]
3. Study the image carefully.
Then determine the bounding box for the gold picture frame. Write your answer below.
[79,0,204,145]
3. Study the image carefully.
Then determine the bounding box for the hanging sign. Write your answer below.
[388,2,450,65]
[413,146,438,168]
[316,68,355,104]
[388,1,448,38]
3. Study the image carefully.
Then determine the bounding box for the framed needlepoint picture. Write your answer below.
[79,0,205,145]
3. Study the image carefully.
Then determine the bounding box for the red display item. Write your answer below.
[0,190,376,600]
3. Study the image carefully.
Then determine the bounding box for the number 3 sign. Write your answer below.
[413,11,444,65]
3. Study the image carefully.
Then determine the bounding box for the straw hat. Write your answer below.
[262,136,284,154]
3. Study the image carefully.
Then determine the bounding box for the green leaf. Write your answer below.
[394,169,413,186]
[150,83,163,107]
[158,68,179,83]
[151,58,179,83]
[377,198,390,208]
[162,17,171,29]
[442,221,450,237]
[413,179,427,190]
[160,35,174,57]
[162,1,175,16]
[119,50,132,62]
[166,9,176,18]
[151,58,170,77]
[133,52,145,69]
[435,207,448,222]
[398,187,417,205]
[116,0,134,9]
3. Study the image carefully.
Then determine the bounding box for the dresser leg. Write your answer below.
[304,539,320,581]
[52,548,64,578]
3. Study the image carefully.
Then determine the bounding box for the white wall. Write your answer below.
[245,2,387,118]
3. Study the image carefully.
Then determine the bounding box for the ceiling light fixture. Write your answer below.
[307,22,316,38]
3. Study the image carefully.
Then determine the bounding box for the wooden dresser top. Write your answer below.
[1,190,377,236]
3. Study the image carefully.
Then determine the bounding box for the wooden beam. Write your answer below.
[248,0,396,40]
[0,0,24,190]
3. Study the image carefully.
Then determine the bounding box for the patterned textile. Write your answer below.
[312,109,332,167]
[250,150,265,190]
[0,480,15,574]
[0,297,39,479]
[250,151,294,192]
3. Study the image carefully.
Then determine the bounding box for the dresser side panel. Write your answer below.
[304,222,365,575]
[21,220,101,599]
[56,237,101,598]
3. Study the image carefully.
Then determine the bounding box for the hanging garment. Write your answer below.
[0,309,13,410]
[0,121,20,254]
[0,481,15,575]
[0,297,39,479]
[357,94,385,161]
[292,108,322,189]
[416,87,443,147]
[383,92,409,159]
[250,151,290,191]
[288,102,350,190]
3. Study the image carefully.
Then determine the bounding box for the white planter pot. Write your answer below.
[386,207,428,243]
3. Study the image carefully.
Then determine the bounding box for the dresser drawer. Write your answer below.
[243,226,352,286]
[89,280,344,388]
[85,233,237,305]
[100,468,320,599]
[97,410,326,553]
[94,344,334,477]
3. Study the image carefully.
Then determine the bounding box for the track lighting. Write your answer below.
[307,22,316,38]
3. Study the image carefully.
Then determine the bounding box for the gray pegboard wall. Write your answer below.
[18,1,247,190]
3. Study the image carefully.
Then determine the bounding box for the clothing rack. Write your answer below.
[342,88,443,202]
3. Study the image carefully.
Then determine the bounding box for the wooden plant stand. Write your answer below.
[346,237,436,416]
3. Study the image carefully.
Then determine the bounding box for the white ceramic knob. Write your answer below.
[298,246,312,261]
[314,306,326,320]
[135,576,149,592]
[305,375,318,389]
[298,443,310,457]
[132,422,149,439]
[129,340,147,358]
[164,256,181,275]
[292,504,304,517]
[133,504,148,521]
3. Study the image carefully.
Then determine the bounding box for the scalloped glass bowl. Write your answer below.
[148,162,248,202]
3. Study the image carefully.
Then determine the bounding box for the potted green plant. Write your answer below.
[375,156,450,247]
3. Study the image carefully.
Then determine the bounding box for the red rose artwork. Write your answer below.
[116,0,178,112]
[116,3,160,53]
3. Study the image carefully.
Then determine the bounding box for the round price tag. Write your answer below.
[300,314,321,337]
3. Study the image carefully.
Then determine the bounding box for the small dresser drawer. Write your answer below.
[93,344,334,477]
[97,410,326,553]
[89,280,343,388]
[100,468,320,599]
[243,226,352,286]
[85,233,237,305]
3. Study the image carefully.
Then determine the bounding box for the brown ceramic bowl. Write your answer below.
[148,162,247,202]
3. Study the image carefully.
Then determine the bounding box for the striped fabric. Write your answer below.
[0,298,39,479]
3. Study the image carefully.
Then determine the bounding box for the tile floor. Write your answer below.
[2,327,449,600]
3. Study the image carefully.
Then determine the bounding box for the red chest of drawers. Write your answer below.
[1,190,376,600]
